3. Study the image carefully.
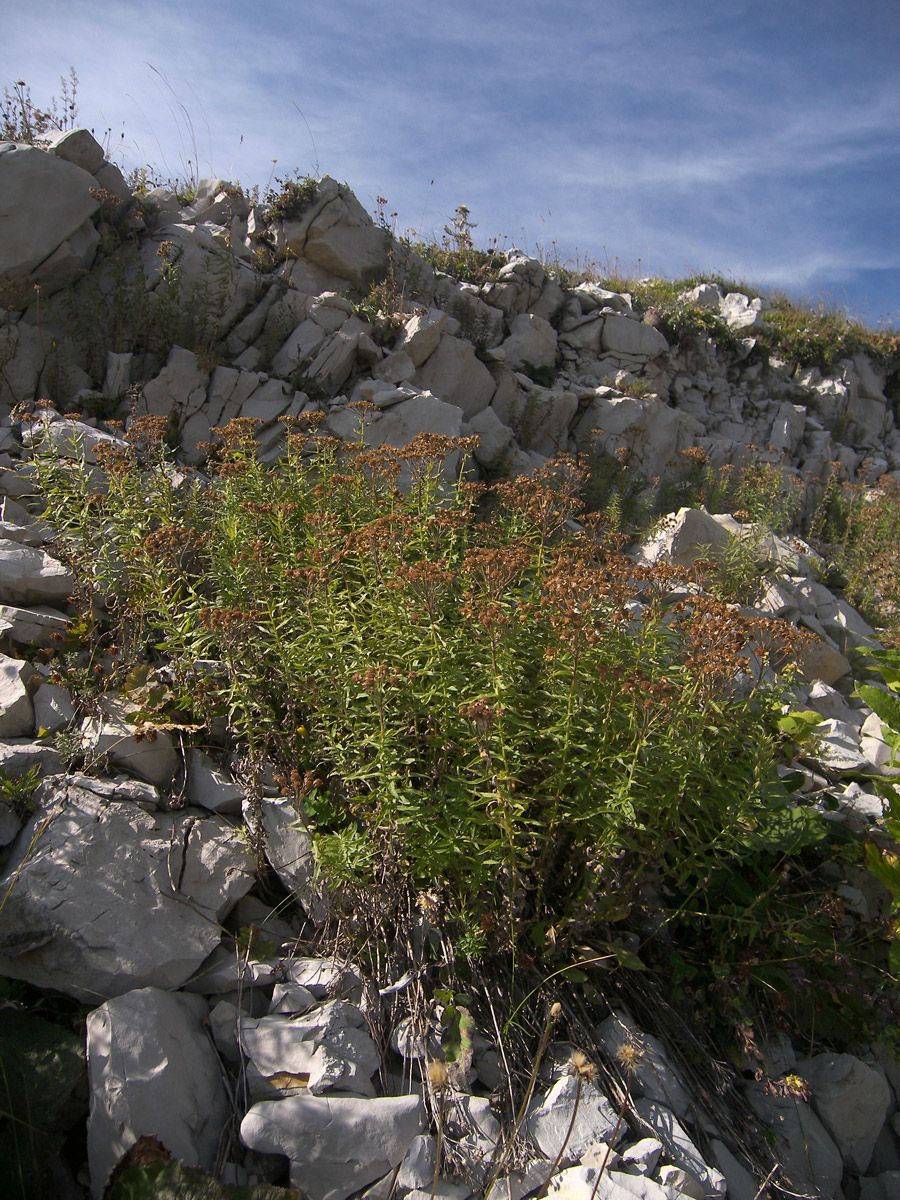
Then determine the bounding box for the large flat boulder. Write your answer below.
[0,143,101,295]
[0,776,255,1000]
[0,538,74,605]
[87,988,230,1198]
[240,1092,423,1200]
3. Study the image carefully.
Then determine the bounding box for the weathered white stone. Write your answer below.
[241,1000,380,1097]
[0,652,33,736]
[633,507,731,568]
[87,987,229,1198]
[0,741,62,785]
[619,1138,664,1176]
[246,795,321,918]
[467,406,514,466]
[526,1074,621,1166]
[327,392,465,479]
[632,1100,726,1197]
[547,1164,675,1200]
[32,679,76,731]
[0,776,255,999]
[597,1012,690,1118]
[745,1083,843,1200]
[811,718,869,772]
[795,636,852,686]
[679,283,724,310]
[287,957,363,1000]
[709,1140,759,1200]
[0,538,74,604]
[395,310,446,367]
[373,351,417,383]
[413,333,495,419]
[496,313,558,371]
[720,293,768,332]
[92,161,131,202]
[0,797,21,846]
[271,318,328,377]
[657,1166,705,1199]
[497,385,578,457]
[601,315,668,358]
[240,1092,423,1200]
[238,376,294,424]
[306,329,359,393]
[140,346,210,419]
[0,321,46,408]
[560,314,605,356]
[81,694,179,785]
[0,145,101,294]
[26,416,128,463]
[299,177,391,286]
[42,127,105,174]
[187,749,245,813]
[103,351,132,400]
[797,1052,891,1174]
[574,393,692,480]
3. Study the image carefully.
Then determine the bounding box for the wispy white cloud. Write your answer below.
[4,0,898,320]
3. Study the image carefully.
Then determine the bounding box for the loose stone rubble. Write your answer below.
[1,127,900,1199]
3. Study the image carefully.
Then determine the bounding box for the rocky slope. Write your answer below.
[1,127,900,1200]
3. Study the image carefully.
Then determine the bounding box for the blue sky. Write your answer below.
[5,1,899,326]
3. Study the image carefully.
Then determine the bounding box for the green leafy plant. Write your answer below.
[411,205,506,285]
[263,171,318,223]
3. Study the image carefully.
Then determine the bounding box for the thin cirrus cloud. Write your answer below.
[3,0,898,323]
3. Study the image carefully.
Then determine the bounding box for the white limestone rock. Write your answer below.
[240,1092,424,1200]
[596,1012,691,1118]
[300,177,392,286]
[0,144,101,294]
[246,795,322,919]
[633,507,731,568]
[25,416,128,463]
[573,393,691,481]
[81,694,179,786]
[87,987,230,1198]
[797,1052,891,1174]
[0,538,74,605]
[546,1164,675,1200]
[414,333,496,419]
[709,1140,759,1200]
[601,314,668,358]
[0,776,255,1000]
[306,328,360,393]
[187,749,245,813]
[495,385,578,457]
[43,126,105,174]
[241,999,380,1097]
[526,1074,622,1166]
[679,283,724,310]
[395,309,447,367]
[32,679,76,731]
[0,652,33,736]
[632,1100,726,1197]
[0,321,46,408]
[745,1082,843,1200]
[496,313,558,371]
[811,718,869,772]
[467,406,514,466]
[326,391,465,480]
[140,346,210,420]
[619,1138,664,1176]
